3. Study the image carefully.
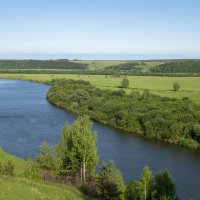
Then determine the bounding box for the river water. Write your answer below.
[0,79,199,199]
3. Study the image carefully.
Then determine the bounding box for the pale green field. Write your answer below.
[73,60,129,70]
[0,73,200,103]
[73,60,164,70]
[0,176,90,200]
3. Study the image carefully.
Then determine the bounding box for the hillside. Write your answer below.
[0,149,91,200]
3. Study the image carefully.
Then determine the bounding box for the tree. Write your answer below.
[72,89,90,104]
[126,180,141,200]
[126,166,155,200]
[155,171,177,200]
[189,125,200,142]
[98,161,125,200]
[142,90,151,100]
[139,166,154,200]
[56,116,98,182]
[37,141,55,171]
[173,82,180,91]
[24,157,40,180]
[3,161,15,176]
[121,78,129,88]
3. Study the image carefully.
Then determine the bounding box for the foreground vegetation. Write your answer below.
[0,116,182,199]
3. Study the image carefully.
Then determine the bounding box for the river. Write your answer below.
[0,79,199,199]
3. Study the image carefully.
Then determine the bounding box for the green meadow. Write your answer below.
[73,60,164,71]
[0,73,200,103]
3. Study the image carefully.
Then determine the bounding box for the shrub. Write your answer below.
[24,157,40,180]
[173,82,180,91]
[3,161,15,176]
[121,78,129,88]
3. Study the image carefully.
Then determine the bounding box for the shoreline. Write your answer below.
[1,77,200,151]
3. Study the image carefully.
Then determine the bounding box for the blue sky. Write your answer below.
[0,0,200,59]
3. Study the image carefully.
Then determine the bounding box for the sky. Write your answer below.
[0,0,200,59]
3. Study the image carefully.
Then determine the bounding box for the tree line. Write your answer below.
[105,62,143,72]
[0,60,88,70]
[47,79,200,149]
[151,60,200,73]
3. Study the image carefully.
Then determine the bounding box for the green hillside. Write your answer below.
[0,176,90,200]
[0,149,90,200]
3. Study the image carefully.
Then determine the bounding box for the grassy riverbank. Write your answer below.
[0,149,90,200]
[0,73,200,103]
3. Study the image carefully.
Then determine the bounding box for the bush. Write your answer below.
[24,157,40,180]
[0,162,3,174]
[121,78,129,88]
[173,82,180,91]
[3,161,15,176]
[79,182,98,198]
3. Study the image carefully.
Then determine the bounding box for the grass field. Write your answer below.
[72,60,164,70]
[0,176,90,200]
[0,73,200,103]
[0,148,25,175]
[0,149,90,200]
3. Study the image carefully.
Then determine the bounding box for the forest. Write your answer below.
[46,79,200,149]
[152,60,200,73]
[0,60,88,70]
[105,62,143,72]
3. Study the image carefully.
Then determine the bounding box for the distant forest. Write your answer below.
[152,60,200,73]
[0,60,88,70]
[105,62,143,72]
[2,59,200,76]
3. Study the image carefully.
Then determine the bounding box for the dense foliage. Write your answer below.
[126,167,178,200]
[35,118,178,200]
[47,79,200,148]
[0,60,88,70]
[121,78,129,88]
[152,60,200,73]
[173,82,180,91]
[98,161,125,200]
[55,116,98,182]
[106,62,143,72]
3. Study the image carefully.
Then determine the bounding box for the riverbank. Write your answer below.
[1,73,200,103]
[47,79,200,149]
[1,75,200,150]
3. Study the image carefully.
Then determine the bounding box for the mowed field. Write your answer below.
[0,73,200,103]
